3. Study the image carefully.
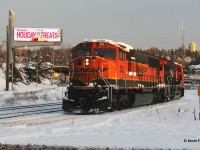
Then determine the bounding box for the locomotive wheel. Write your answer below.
[62,100,74,112]
[152,92,159,104]
[128,93,135,106]
[170,90,175,100]
[153,97,158,104]
[98,99,109,112]
[82,107,90,114]
[117,101,123,111]
[181,88,184,97]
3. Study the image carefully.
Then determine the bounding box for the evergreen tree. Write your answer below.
[25,50,53,83]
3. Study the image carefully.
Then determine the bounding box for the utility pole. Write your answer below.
[36,50,39,87]
[181,20,186,67]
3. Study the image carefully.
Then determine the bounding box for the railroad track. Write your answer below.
[0,102,63,119]
[0,96,187,120]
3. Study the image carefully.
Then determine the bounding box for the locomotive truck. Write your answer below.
[62,39,184,113]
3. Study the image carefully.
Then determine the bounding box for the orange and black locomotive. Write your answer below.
[62,39,184,112]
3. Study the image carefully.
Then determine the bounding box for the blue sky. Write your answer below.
[0,0,200,49]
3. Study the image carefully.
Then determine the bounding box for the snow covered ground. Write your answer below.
[0,67,64,107]
[0,68,200,149]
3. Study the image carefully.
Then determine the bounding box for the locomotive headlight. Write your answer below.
[85,58,89,66]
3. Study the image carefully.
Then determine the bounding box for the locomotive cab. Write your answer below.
[68,40,117,87]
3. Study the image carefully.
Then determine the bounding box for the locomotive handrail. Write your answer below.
[98,70,112,101]
[100,59,110,86]
[167,76,172,85]
[98,70,110,86]
[69,62,75,80]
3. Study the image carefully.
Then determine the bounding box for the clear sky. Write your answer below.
[0,0,200,50]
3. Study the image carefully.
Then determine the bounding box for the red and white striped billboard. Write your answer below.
[14,28,62,42]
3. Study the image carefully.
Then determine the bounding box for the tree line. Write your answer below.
[0,45,199,77]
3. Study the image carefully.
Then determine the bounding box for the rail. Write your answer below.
[0,102,63,119]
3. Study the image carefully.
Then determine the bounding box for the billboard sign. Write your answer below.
[14,28,62,42]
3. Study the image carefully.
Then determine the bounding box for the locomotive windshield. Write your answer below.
[94,48,116,60]
[72,49,91,58]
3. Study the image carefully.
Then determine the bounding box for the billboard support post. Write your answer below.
[6,26,9,91]
[6,10,15,91]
